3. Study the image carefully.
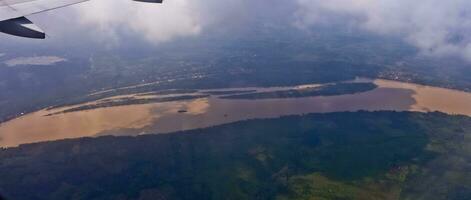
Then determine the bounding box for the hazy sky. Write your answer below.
[295,0,471,60]
[2,0,471,61]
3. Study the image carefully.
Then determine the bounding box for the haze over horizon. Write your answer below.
[2,0,471,63]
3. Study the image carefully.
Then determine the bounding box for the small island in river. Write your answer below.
[222,82,377,99]
[46,94,209,116]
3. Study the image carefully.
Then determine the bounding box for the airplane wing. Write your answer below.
[0,0,162,39]
[0,0,91,22]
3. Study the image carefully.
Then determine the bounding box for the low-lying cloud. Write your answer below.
[5,56,67,67]
[73,0,253,44]
[294,0,471,61]
[74,0,201,44]
[70,0,471,61]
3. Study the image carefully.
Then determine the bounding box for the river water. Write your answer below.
[1,79,470,147]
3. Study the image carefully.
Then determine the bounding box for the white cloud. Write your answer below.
[73,0,202,44]
[71,0,272,45]
[4,56,67,67]
[26,0,471,62]
[295,0,471,61]
[72,0,240,44]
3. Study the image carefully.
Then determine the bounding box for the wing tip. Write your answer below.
[0,17,46,39]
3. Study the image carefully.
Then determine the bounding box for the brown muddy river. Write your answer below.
[1,79,471,147]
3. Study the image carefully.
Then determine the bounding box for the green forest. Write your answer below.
[1,111,471,200]
[222,82,377,99]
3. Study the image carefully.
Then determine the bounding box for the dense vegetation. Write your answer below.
[222,82,376,99]
[135,89,199,97]
[1,111,470,200]
[202,90,257,95]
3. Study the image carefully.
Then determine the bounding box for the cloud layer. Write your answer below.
[72,0,258,44]
[45,0,471,61]
[4,56,67,67]
[74,0,202,44]
[295,0,471,60]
